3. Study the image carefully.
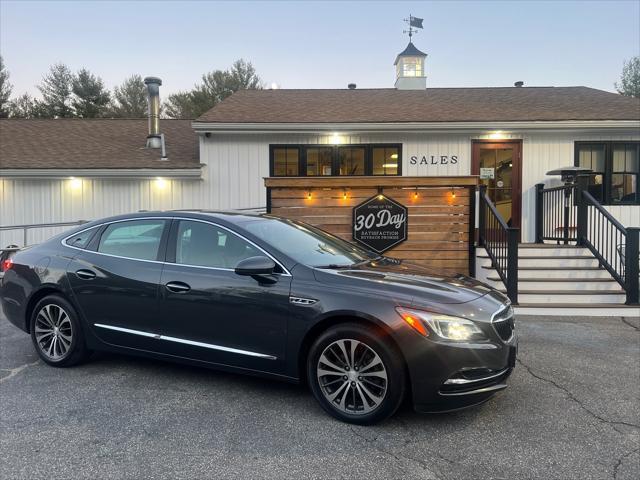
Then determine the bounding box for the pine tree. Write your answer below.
[109,74,147,117]
[71,69,110,118]
[0,56,13,118]
[37,63,74,118]
[616,57,640,98]
[164,59,262,119]
[8,93,45,118]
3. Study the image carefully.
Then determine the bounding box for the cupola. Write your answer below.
[394,42,427,90]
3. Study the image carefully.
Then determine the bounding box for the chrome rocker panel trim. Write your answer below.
[94,323,277,360]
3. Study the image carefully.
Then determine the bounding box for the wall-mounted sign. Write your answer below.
[353,194,408,253]
[409,155,459,166]
[480,167,495,179]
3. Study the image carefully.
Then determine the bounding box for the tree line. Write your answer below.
[0,57,262,119]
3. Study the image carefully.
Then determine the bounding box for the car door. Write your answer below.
[66,218,169,351]
[156,219,292,373]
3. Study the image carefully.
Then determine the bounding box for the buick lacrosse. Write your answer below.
[0,211,516,424]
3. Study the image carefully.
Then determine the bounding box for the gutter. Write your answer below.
[0,168,203,179]
[192,120,640,134]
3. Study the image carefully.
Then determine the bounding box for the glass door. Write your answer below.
[472,141,522,230]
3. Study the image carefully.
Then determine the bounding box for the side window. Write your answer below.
[97,219,166,261]
[576,143,606,203]
[65,226,98,249]
[175,220,261,269]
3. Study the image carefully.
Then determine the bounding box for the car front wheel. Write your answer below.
[30,295,90,367]
[307,322,406,425]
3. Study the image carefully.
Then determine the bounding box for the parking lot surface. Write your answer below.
[1,311,639,479]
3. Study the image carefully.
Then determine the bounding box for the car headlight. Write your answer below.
[396,307,486,341]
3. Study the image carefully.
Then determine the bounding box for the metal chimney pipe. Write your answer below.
[144,76,162,148]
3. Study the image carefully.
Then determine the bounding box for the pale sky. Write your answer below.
[1,0,639,99]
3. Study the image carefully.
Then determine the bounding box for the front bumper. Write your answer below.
[413,340,517,413]
[399,320,518,413]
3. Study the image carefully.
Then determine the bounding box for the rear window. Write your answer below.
[97,220,166,261]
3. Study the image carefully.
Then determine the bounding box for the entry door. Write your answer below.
[472,141,522,229]
[157,219,291,373]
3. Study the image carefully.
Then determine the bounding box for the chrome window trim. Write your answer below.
[170,217,291,276]
[94,323,277,360]
[61,216,291,276]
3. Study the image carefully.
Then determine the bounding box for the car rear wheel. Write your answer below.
[307,322,406,425]
[30,295,90,367]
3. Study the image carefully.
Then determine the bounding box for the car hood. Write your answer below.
[313,258,495,304]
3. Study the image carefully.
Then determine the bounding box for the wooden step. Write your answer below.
[486,276,621,291]
[500,290,627,304]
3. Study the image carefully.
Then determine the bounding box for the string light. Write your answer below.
[413,188,419,200]
[451,188,456,198]
[307,190,312,200]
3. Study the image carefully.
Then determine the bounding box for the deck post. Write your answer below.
[575,176,588,247]
[625,227,639,305]
[535,183,544,244]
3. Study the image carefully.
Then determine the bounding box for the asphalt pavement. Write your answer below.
[1,311,639,480]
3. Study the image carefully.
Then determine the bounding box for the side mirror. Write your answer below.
[235,256,276,276]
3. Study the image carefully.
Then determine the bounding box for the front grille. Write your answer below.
[492,304,515,342]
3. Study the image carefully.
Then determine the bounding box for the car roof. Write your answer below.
[80,210,276,227]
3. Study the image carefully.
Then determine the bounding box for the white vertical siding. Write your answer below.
[520,132,640,241]
[1,129,638,247]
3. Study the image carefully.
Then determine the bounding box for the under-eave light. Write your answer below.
[155,177,168,189]
[69,177,82,190]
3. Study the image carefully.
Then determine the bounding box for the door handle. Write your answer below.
[165,281,191,293]
[75,269,96,280]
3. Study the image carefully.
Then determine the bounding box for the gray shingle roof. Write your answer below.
[195,87,640,124]
[0,119,200,169]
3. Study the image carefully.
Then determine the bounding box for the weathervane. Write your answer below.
[403,14,424,41]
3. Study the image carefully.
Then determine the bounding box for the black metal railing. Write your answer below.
[478,185,519,304]
[536,176,639,305]
[535,183,577,244]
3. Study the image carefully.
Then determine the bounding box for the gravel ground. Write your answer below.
[1,312,638,479]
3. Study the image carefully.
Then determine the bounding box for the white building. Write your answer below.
[1,40,639,311]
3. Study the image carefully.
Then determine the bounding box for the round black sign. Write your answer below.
[352,194,408,253]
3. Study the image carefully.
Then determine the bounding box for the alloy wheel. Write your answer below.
[316,339,388,415]
[34,304,73,360]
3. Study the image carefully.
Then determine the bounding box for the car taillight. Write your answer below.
[1,258,13,272]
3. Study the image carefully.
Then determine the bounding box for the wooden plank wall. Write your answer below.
[265,177,478,276]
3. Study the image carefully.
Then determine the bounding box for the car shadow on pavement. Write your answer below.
[85,349,476,425]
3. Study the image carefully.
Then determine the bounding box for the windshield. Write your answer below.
[242,217,378,267]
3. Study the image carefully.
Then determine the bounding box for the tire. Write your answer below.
[30,294,91,367]
[307,322,406,425]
